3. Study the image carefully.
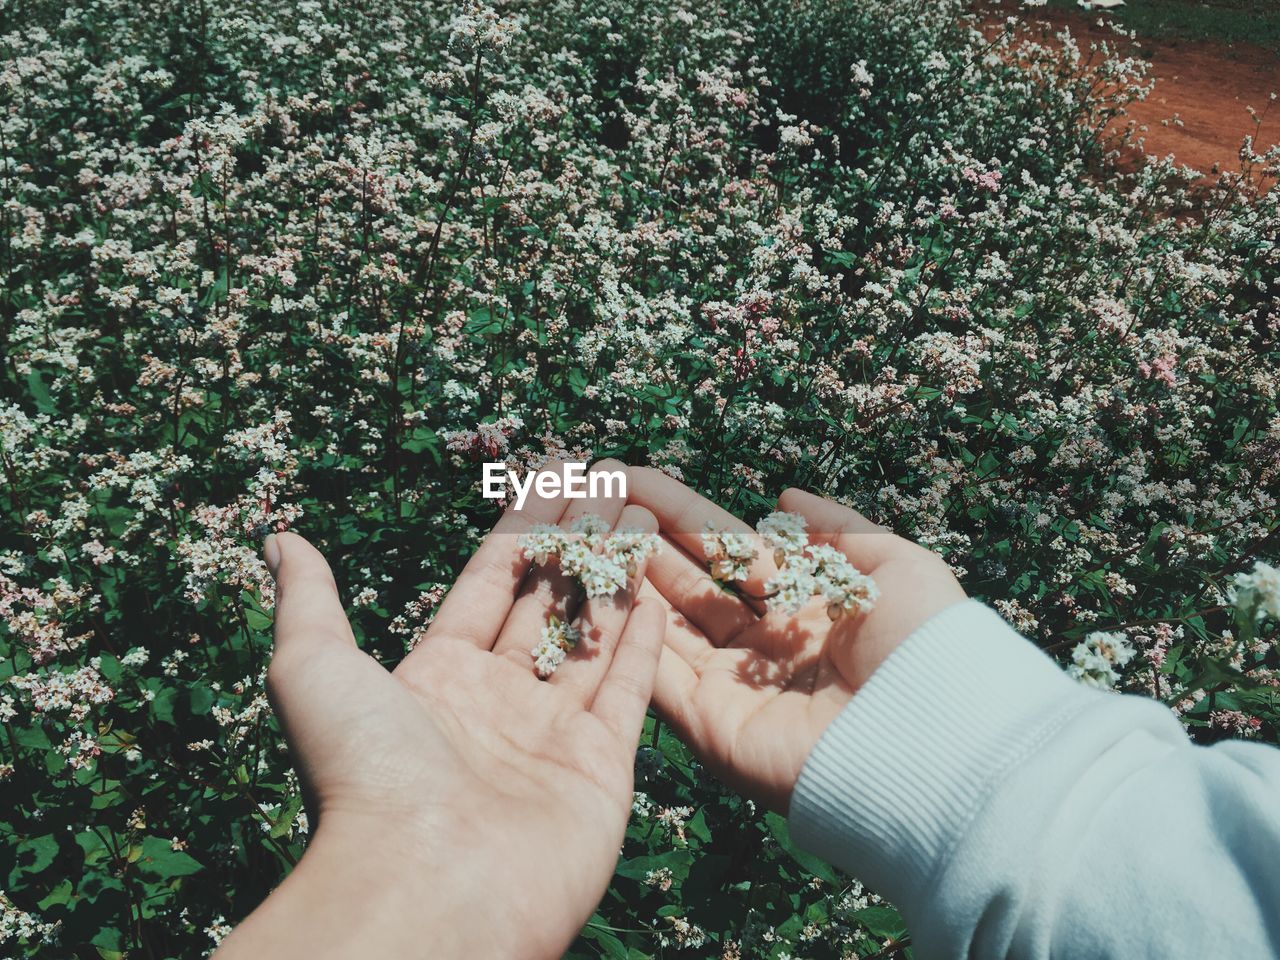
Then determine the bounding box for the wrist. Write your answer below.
[789,601,1094,906]
[215,816,512,960]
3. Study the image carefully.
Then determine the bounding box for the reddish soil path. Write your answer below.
[985,2,1280,187]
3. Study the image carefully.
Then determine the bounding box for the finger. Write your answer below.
[551,504,657,703]
[638,579,716,671]
[651,644,700,744]
[263,532,362,740]
[626,466,779,615]
[492,459,629,662]
[775,487,903,571]
[590,597,665,746]
[644,533,756,646]
[262,533,366,820]
[412,479,570,655]
[265,532,356,665]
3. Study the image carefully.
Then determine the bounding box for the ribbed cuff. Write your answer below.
[788,600,1096,907]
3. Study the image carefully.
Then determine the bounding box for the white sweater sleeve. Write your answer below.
[788,600,1280,959]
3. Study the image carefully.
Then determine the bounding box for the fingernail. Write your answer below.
[263,533,282,578]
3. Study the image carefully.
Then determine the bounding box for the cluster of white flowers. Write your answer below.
[701,526,758,582]
[530,616,581,679]
[120,647,149,668]
[0,890,56,947]
[657,915,708,950]
[1232,560,1280,622]
[519,514,661,599]
[1068,631,1137,690]
[644,866,675,891]
[757,511,809,561]
[520,515,660,676]
[204,914,233,946]
[656,805,695,844]
[389,584,449,651]
[704,512,878,620]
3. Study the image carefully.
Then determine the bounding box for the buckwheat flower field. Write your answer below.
[1,0,1278,955]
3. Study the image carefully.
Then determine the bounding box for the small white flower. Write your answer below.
[120,647,150,668]
[531,640,567,679]
[756,511,808,559]
[807,543,879,618]
[1233,560,1280,621]
[520,524,568,565]
[530,616,580,678]
[1067,631,1135,690]
[765,557,818,615]
[559,541,627,598]
[603,528,662,576]
[702,524,757,582]
[570,513,611,547]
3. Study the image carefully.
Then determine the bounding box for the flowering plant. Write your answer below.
[0,0,1276,955]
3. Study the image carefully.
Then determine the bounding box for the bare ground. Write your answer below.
[983,1,1280,189]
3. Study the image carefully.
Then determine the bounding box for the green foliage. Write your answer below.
[0,0,1276,955]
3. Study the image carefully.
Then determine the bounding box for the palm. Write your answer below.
[277,637,631,952]
[289,639,627,819]
[627,469,966,812]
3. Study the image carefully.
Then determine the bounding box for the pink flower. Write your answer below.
[961,166,1002,193]
[1138,353,1178,387]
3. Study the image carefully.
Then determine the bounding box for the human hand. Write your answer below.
[626,468,967,812]
[215,473,663,960]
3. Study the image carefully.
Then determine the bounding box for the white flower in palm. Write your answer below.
[558,541,627,599]
[530,616,580,679]
[807,543,879,619]
[604,528,662,577]
[519,514,660,598]
[520,524,567,565]
[570,513,611,548]
[702,524,757,582]
[756,511,809,564]
[765,557,819,615]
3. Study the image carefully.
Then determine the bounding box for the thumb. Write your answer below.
[261,533,359,829]
[263,532,356,680]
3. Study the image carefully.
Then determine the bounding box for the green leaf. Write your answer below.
[26,369,54,413]
[581,920,629,960]
[150,685,178,724]
[135,836,203,878]
[685,808,711,844]
[244,606,273,631]
[190,685,215,716]
[270,794,305,839]
[853,905,907,939]
[38,879,74,910]
[12,834,59,880]
[766,812,840,884]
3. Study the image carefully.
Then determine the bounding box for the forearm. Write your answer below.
[789,601,1280,958]
[213,824,515,960]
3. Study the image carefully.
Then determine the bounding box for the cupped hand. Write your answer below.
[217,468,662,960]
[626,468,967,812]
